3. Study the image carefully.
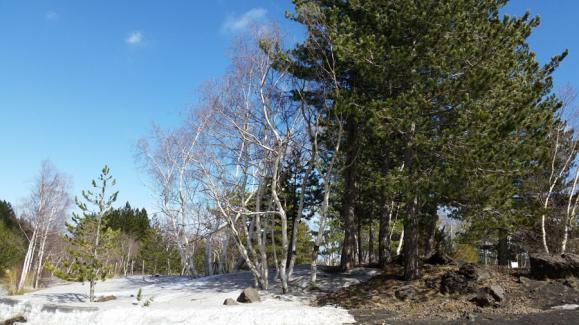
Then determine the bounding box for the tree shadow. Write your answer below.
[33,292,88,303]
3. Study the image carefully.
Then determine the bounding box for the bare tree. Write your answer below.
[194,27,302,293]
[539,86,578,253]
[18,160,70,291]
[137,117,218,276]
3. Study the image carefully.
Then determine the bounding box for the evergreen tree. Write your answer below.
[50,166,119,302]
[104,202,150,241]
[0,200,27,272]
[287,0,565,279]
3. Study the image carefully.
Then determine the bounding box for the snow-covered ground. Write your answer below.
[1,265,380,325]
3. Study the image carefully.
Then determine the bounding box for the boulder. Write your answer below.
[459,263,490,282]
[530,253,579,279]
[487,285,505,302]
[471,290,495,307]
[237,287,261,303]
[471,285,506,307]
[223,298,238,305]
[3,314,26,325]
[440,272,475,294]
[95,295,116,302]
[425,251,455,265]
[394,287,416,301]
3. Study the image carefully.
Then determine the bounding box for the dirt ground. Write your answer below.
[314,264,579,324]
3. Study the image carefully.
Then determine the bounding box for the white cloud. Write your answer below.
[125,31,143,45]
[222,8,267,33]
[45,11,59,21]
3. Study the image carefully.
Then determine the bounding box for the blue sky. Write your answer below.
[0,1,577,215]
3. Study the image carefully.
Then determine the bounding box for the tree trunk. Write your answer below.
[89,279,95,302]
[287,214,296,269]
[357,216,363,265]
[205,236,213,276]
[378,202,392,267]
[497,229,509,266]
[288,150,315,279]
[340,117,358,271]
[368,213,374,264]
[33,232,47,289]
[219,233,230,274]
[18,229,38,292]
[396,229,404,256]
[310,172,333,284]
[424,213,438,257]
[403,196,420,281]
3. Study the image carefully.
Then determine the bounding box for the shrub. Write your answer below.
[452,244,479,263]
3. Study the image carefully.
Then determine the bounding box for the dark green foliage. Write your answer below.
[104,202,150,241]
[139,217,182,275]
[0,200,26,272]
[286,0,567,277]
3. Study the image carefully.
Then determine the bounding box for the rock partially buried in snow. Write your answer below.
[223,298,238,305]
[3,313,26,325]
[237,287,261,303]
[95,295,117,302]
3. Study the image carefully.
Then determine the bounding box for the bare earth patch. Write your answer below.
[314,264,579,323]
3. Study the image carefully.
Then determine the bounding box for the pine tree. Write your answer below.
[287,0,566,279]
[49,166,119,302]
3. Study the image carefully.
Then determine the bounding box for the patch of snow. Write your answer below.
[551,304,579,311]
[0,265,375,325]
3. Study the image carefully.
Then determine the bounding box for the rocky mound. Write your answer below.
[314,263,578,322]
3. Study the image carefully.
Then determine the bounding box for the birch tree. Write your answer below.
[18,160,70,291]
[137,119,215,276]
[196,28,301,292]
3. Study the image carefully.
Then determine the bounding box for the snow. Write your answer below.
[1,266,379,325]
[551,304,579,311]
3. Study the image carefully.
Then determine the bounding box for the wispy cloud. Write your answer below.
[125,31,144,45]
[222,8,267,33]
[45,10,59,21]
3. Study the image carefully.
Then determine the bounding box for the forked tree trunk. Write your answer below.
[33,229,48,288]
[18,229,38,292]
